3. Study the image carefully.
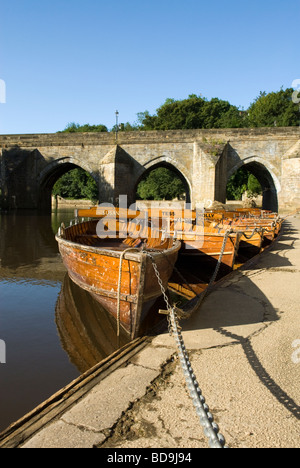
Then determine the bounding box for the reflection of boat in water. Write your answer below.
[55,274,130,373]
[56,220,181,340]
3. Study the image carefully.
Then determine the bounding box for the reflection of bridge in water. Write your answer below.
[0,212,63,279]
[0,211,66,282]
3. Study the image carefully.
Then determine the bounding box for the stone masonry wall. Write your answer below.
[0,128,299,212]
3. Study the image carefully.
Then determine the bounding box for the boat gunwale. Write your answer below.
[170,230,240,239]
[55,234,182,261]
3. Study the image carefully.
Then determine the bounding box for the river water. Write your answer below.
[0,210,128,433]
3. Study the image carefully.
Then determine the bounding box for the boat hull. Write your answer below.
[56,235,180,340]
[179,232,241,269]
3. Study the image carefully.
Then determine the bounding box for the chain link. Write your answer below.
[146,250,227,448]
[169,307,227,448]
[206,229,233,290]
[146,251,173,312]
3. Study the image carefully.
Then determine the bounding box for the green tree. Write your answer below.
[248,88,299,127]
[226,169,262,200]
[111,121,140,133]
[226,168,249,200]
[60,122,108,133]
[52,169,98,200]
[136,168,186,200]
[138,95,246,130]
[247,174,262,196]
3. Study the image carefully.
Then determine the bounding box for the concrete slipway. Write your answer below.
[1,216,299,449]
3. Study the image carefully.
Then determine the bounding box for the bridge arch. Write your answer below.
[134,157,192,204]
[37,157,98,211]
[227,156,281,212]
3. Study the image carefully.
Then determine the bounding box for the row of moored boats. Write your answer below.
[55,206,283,340]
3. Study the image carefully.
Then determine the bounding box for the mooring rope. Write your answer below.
[116,248,140,339]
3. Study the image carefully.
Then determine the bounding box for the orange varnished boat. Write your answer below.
[74,206,282,303]
[211,216,279,242]
[77,207,241,270]
[203,208,278,220]
[227,226,264,257]
[160,219,242,301]
[166,226,241,300]
[56,219,181,340]
[170,221,241,269]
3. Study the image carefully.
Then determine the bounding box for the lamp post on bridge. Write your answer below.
[115,110,119,141]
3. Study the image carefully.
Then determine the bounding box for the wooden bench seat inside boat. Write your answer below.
[64,220,174,251]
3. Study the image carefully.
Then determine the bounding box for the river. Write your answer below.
[0,210,128,433]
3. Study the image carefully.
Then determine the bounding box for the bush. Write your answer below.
[52,169,98,200]
[226,169,262,200]
[136,168,186,200]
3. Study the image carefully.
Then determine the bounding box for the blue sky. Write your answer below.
[0,0,299,134]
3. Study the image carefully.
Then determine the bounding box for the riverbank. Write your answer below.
[1,215,299,448]
[51,196,96,210]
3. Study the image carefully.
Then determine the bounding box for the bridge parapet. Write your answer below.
[0,128,299,212]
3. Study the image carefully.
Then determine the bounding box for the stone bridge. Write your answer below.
[0,127,299,212]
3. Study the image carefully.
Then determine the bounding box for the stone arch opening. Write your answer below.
[227,159,279,212]
[37,159,98,212]
[135,161,191,205]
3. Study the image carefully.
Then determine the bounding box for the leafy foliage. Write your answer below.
[226,169,262,200]
[112,122,140,132]
[247,174,262,195]
[56,88,298,201]
[60,122,108,133]
[59,88,299,134]
[248,88,299,127]
[138,95,246,130]
[137,89,299,130]
[52,168,98,200]
[136,168,186,200]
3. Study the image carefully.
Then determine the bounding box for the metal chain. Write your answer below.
[146,252,172,312]
[195,228,234,309]
[206,228,233,292]
[146,250,227,448]
[146,251,175,335]
[169,307,226,448]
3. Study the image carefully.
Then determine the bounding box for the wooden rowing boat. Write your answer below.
[166,208,281,298]
[202,209,282,258]
[160,219,242,302]
[212,217,278,242]
[77,207,241,269]
[74,206,282,304]
[77,206,280,225]
[168,221,241,270]
[56,220,181,340]
[207,207,276,216]
[205,219,272,259]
